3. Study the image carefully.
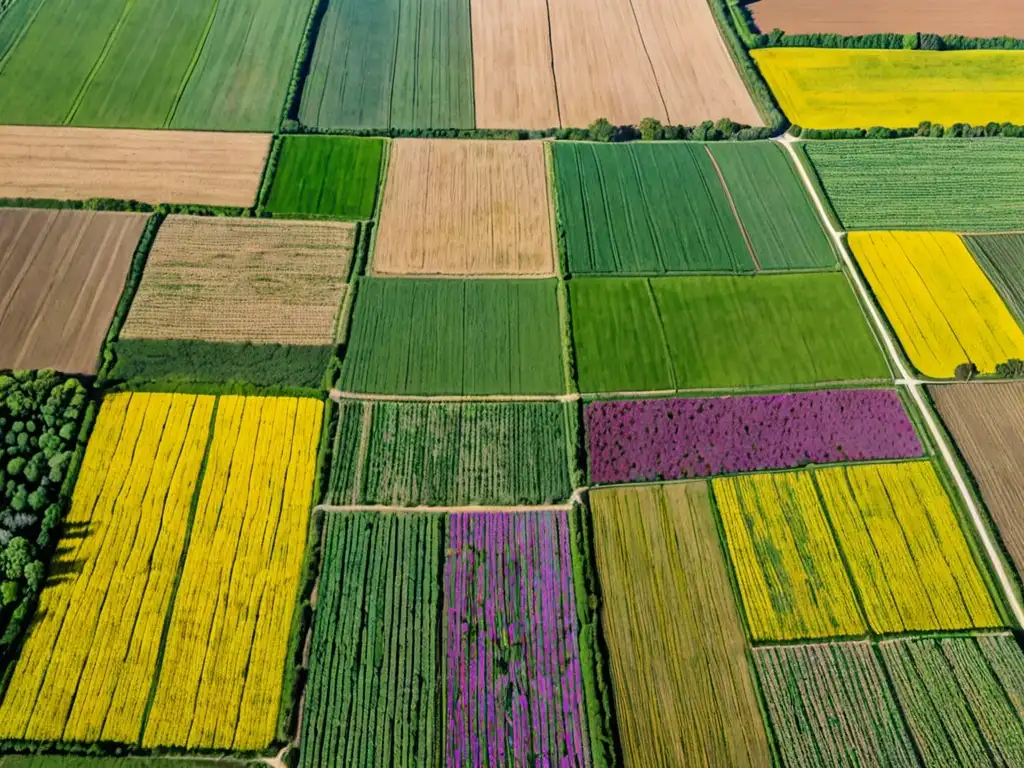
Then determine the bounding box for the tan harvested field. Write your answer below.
[373,140,555,276]
[0,208,147,374]
[931,382,1024,580]
[748,0,1024,38]
[0,126,271,207]
[471,0,560,129]
[121,216,355,345]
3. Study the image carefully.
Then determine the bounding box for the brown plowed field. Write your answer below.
[121,216,356,345]
[373,140,555,276]
[931,382,1024,579]
[0,126,271,207]
[471,0,560,129]
[0,208,147,374]
[749,0,1024,38]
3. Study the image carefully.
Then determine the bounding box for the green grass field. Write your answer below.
[964,234,1024,327]
[569,275,889,393]
[339,278,564,395]
[327,399,575,506]
[802,140,1024,231]
[553,143,753,275]
[265,136,384,218]
[298,0,473,129]
[708,143,836,270]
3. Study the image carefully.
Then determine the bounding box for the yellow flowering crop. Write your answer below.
[817,462,1001,634]
[753,49,1024,129]
[849,231,1024,378]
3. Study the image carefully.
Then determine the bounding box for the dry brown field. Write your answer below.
[120,216,355,345]
[0,126,271,207]
[0,208,147,374]
[931,382,1024,579]
[749,0,1024,38]
[471,0,560,129]
[372,140,555,276]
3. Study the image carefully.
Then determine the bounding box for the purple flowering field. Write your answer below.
[444,511,591,767]
[586,389,923,484]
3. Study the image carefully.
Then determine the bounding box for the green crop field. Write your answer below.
[553,143,752,275]
[802,140,1024,231]
[0,0,43,61]
[339,278,564,395]
[327,399,576,506]
[298,0,473,130]
[708,143,837,270]
[569,275,889,393]
[265,136,384,219]
[964,234,1024,327]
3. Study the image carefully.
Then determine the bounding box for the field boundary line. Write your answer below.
[63,0,136,125]
[163,0,221,128]
[623,0,669,122]
[328,389,580,404]
[704,145,761,270]
[315,502,575,514]
[777,133,1024,628]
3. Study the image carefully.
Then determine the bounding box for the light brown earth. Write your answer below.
[0,208,147,374]
[373,139,555,276]
[0,126,271,207]
[120,216,355,345]
[748,0,1024,38]
[471,0,560,129]
[931,383,1024,581]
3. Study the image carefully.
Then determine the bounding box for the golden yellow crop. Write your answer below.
[849,231,1024,378]
[816,462,1001,634]
[754,49,1024,129]
[712,472,865,641]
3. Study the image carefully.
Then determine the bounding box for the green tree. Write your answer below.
[588,118,615,142]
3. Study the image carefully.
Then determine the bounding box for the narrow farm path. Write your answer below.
[329,389,581,404]
[704,145,761,270]
[777,133,1024,627]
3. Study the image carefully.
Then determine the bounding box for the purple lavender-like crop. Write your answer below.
[586,389,923,484]
[444,511,590,767]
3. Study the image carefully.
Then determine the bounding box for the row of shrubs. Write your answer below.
[793,121,1024,140]
[755,30,1024,52]
[956,360,1024,381]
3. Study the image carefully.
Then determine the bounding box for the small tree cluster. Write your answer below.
[996,359,1024,378]
[794,121,1024,140]
[954,362,979,381]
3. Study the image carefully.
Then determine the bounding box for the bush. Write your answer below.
[638,117,664,141]
[996,359,1024,378]
[588,118,615,142]
[954,362,979,381]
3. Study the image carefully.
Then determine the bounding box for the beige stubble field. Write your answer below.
[0,126,271,207]
[372,139,555,276]
[120,216,356,346]
[0,208,147,373]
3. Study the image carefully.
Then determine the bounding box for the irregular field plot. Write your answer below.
[802,140,1024,231]
[0,393,323,750]
[0,126,270,207]
[585,389,923,484]
[327,399,575,506]
[849,231,1024,378]
[568,275,888,393]
[374,140,553,276]
[340,278,564,395]
[964,234,1024,328]
[552,143,752,275]
[755,49,1024,129]
[880,634,1024,765]
[932,382,1024,583]
[754,642,920,767]
[265,136,384,219]
[298,0,473,130]
[0,208,147,374]
[590,483,771,766]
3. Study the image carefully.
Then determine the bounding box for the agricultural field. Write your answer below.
[801,140,1024,231]
[848,231,1024,378]
[339,278,564,396]
[754,642,918,767]
[0,393,322,750]
[585,389,923,484]
[568,274,889,393]
[0,760,255,768]
[964,235,1024,327]
[373,140,553,276]
[0,208,147,374]
[264,136,384,219]
[748,0,1024,37]
[0,126,271,207]
[298,0,473,130]
[326,399,575,506]
[755,49,1024,129]
[931,382,1024,582]
[589,483,771,766]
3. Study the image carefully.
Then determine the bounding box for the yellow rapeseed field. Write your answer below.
[712,472,865,641]
[849,231,1024,378]
[753,49,1024,129]
[817,462,1001,634]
